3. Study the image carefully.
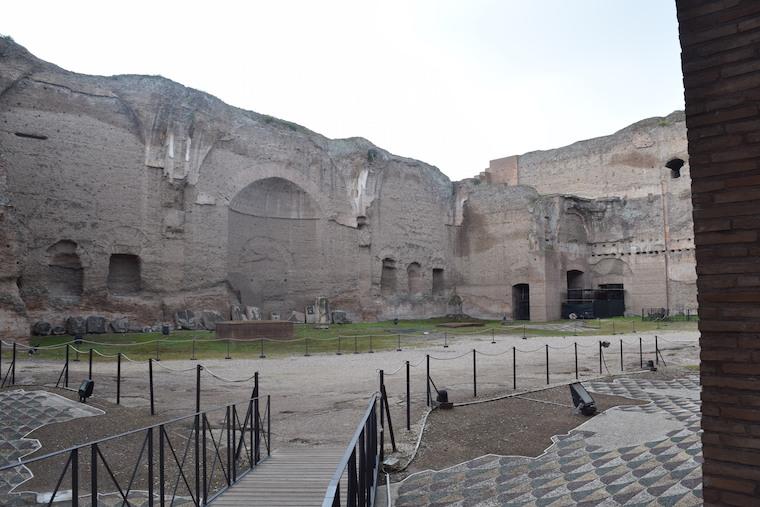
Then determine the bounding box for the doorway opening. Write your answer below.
[512,283,530,320]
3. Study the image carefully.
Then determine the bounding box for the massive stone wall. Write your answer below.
[0,37,696,337]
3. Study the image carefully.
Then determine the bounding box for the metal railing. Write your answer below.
[0,395,271,506]
[322,394,380,507]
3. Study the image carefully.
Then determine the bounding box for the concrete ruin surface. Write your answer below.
[0,37,695,339]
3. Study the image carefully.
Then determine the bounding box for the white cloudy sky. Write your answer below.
[3,0,684,180]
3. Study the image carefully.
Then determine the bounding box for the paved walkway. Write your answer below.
[0,389,102,498]
[212,447,344,506]
[394,376,702,506]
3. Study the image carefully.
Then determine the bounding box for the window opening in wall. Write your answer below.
[107,254,141,295]
[666,158,684,179]
[381,258,397,296]
[512,283,530,320]
[47,240,83,301]
[407,262,422,295]
[432,268,444,296]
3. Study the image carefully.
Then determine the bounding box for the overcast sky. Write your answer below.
[3,0,684,181]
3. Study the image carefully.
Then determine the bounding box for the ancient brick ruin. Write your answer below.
[0,37,695,338]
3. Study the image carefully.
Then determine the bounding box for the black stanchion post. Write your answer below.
[156,339,160,362]
[512,346,516,390]
[426,354,430,407]
[65,344,70,388]
[12,342,16,385]
[116,352,121,405]
[632,320,636,333]
[620,339,624,371]
[88,348,93,380]
[259,338,266,359]
[225,339,231,360]
[336,336,342,355]
[612,320,616,335]
[149,359,155,416]
[491,328,495,344]
[369,334,374,353]
[639,337,643,369]
[473,349,477,397]
[397,334,401,352]
[305,337,310,357]
[655,335,659,365]
[353,335,358,354]
[406,360,410,431]
[196,364,201,413]
[574,342,578,380]
[523,323,526,339]
[444,332,448,348]
[545,344,550,385]
[191,338,196,361]
[599,341,603,374]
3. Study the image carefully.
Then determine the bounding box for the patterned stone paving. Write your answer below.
[0,389,103,499]
[395,376,702,506]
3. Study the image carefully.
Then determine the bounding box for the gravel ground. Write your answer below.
[7,330,699,456]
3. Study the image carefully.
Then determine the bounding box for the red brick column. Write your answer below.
[677,1,760,504]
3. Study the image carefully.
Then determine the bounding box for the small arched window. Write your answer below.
[666,158,685,179]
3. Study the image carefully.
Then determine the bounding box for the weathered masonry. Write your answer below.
[677,0,760,504]
[0,37,695,338]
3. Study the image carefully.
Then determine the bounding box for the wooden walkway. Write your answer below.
[212,447,344,506]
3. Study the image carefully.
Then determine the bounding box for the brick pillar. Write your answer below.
[677,1,760,504]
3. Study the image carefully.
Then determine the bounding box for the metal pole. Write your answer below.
[336,336,342,355]
[225,339,231,360]
[369,334,374,353]
[512,346,516,390]
[116,353,121,405]
[88,348,93,380]
[259,338,266,359]
[426,354,430,406]
[11,342,15,385]
[406,360,411,431]
[305,337,310,357]
[574,342,578,380]
[632,320,636,333]
[397,334,401,352]
[491,328,495,344]
[612,319,616,335]
[191,338,196,360]
[71,448,79,507]
[655,335,659,365]
[444,332,448,348]
[267,395,271,456]
[155,339,160,362]
[354,335,358,354]
[473,349,477,397]
[91,444,98,507]
[639,337,643,369]
[149,359,155,416]
[65,344,70,388]
[523,323,526,339]
[196,365,201,413]
[545,344,549,385]
[599,341,603,374]
[620,339,624,371]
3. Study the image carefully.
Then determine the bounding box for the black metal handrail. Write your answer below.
[0,395,271,506]
[322,393,380,507]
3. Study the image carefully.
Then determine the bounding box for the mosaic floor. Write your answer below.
[0,389,103,498]
[395,376,702,506]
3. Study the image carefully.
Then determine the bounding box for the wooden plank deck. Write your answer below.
[211,448,344,507]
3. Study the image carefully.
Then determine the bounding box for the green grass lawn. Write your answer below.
[3,316,697,363]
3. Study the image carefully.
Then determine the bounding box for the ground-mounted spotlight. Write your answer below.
[569,382,597,416]
[435,389,453,410]
[78,379,94,403]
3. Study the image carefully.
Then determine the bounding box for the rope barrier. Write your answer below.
[202,367,258,383]
[429,351,471,361]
